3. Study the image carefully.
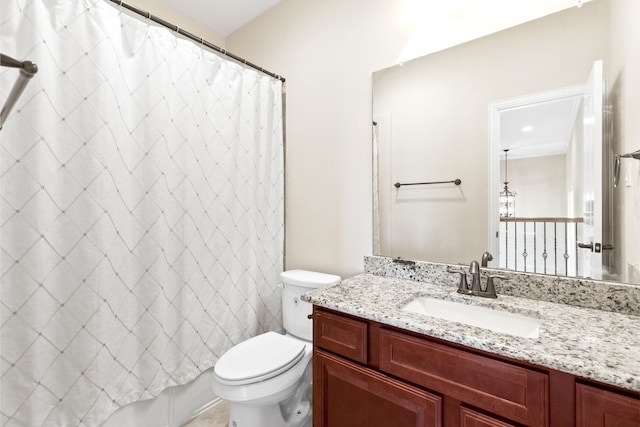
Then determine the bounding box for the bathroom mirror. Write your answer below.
[372,0,640,285]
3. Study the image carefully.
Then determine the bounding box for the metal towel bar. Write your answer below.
[394,179,461,189]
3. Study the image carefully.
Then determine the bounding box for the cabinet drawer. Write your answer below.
[379,329,548,427]
[314,309,368,364]
[576,383,640,426]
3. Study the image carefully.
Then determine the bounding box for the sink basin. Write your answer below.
[401,297,541,339]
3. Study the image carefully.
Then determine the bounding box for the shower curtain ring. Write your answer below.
[144,11,151,39]
[199,37,204,59]
[118,0,125,21]
[173,25,180,47]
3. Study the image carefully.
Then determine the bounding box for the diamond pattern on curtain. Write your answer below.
[0,0,285,425]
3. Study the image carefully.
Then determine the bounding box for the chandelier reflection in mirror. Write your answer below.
[499,149,517,217]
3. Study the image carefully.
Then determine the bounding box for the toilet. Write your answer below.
[212,269,341,427]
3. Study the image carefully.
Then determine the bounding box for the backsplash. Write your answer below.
[364,256,640,317]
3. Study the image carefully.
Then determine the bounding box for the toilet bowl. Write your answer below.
[212,270,340,427]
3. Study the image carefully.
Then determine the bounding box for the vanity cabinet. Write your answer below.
[312,307,640,427]
[576,383,640,426]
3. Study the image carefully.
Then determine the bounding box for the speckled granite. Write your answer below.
[364,256,640,316]
[303,257,640,392]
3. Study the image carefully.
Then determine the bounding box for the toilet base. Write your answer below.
[228,402,284,427]
[227,398,311,427]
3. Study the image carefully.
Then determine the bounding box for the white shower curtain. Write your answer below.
[0,0,284,425]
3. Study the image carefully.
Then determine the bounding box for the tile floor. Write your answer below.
[182,400,229,427]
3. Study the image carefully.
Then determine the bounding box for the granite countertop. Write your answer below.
[302,273,640,392]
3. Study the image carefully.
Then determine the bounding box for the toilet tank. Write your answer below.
[280,270,341,341]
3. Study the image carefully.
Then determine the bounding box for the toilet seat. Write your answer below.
[214,332,306,386]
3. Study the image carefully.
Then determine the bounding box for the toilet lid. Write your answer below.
[214,332,306,385]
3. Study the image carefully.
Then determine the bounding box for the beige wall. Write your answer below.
[609,0,640,282]
[226,0,601,277]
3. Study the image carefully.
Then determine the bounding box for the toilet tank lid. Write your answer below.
[280,269,340,288]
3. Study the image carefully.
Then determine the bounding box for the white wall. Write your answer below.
[507,156,568,218]
[227,0,600,277]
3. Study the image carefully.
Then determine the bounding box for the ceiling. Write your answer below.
[161,0,282,36]
[500,96,581,159]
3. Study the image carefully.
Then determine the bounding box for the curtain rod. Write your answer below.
[107,0,285,83]
[0,53,38,130]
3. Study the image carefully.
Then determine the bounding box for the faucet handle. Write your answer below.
[482,274,509,299]
[446,266,470,294]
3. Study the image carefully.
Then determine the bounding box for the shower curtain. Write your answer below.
[0,0,284,425]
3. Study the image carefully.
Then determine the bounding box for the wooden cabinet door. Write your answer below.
[460,406,520,427]
[576,383,640,427]
[313,349,442,427]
